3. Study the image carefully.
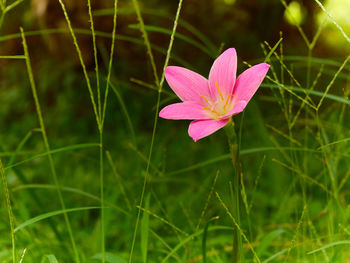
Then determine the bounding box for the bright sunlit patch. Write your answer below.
[284,1,304,26]
[318,0,350,26]
[317,0,350,50]
[223,0,236,5]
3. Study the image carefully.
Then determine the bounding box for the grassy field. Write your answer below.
[0,0,350,262]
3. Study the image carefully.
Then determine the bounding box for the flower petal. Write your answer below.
[220,100,247,119]
[188,118,230,142]
[208,48,237,99]
[159,102,209,120]
[233,63,270,103]
[165,66,211,102]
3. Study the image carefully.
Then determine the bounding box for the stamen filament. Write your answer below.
[215,82,224,101]
[223,94,234,110]
[201,95,211,106]
[202,107,222,117]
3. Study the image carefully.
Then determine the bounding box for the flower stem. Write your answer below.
[225,120,243,263]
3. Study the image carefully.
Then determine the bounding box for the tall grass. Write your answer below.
[0,0,349,262]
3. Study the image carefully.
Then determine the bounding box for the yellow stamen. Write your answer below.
[223,94,234,110]
[201,95,211,106]
[202,107,222,117]
[215,82,224,101]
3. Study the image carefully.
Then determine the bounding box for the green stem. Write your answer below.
[99,130,105,263]
[21,28,80,263]
[224,120,243,263]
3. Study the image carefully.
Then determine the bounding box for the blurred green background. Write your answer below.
[0,0,350,262]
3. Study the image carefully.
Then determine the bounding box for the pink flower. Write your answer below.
[159,48,270,142]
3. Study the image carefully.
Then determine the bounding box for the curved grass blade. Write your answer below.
[12,184,129,215]
[129,24,214,57]
[0,29,192,68]
[5,143,100,170]
[307,241,350,255]
[262,84,350,106]
[14,206,101,233]
[94,7,217,53]
[109,82,136,145]
[202,216,219,263]
[161,226,233,263]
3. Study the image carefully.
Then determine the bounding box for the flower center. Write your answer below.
[201,82,234,120]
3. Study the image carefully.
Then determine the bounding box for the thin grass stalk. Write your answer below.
[106,151,131,210]
[20,28,80,263]
[19,248,27,263]
[87,0,101,119]
[98,1,118,261]
[58,0,101,130]
[215,192,261,263]
[0,158,15,263]
[280,0,310,47]
[224,121,243,263]
[99,131,105,263]
[102,0,119,127]
[128,0,183,262]
[131,0,159,86]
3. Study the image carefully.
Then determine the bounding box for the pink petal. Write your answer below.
[208,48,237,99]
[188,118,230,142]
[159,102,209,120]
[165,66,211,102]
[233,63,270,103]
[221,100,247,118]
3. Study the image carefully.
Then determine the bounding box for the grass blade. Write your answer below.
[307,241,350,255]
[21,28,80,263]
[14,206,100,233]
[0,158,16,263]
[129,0,183,262]
[141,194,150,263]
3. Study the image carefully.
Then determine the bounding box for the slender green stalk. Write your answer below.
[215,192,261,263]
[58,0,101,129]
[0,158,15,263]
[57,2,120,261]
[87,0,101,119]
[224,121,243,263]
[130,0,159,87]
[106,151,131,210]
[280,0,310,47]
[99,132,105,263]
[317,55,350,110]
[98,1,118,261]
[20,28,80,263]
[128,0,183,262]
[102,0,119,127]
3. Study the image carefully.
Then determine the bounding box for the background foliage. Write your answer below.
[0,0,350,262]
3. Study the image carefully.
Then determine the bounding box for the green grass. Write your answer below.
[0,0,350,262]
